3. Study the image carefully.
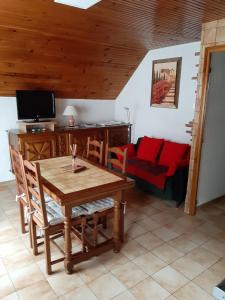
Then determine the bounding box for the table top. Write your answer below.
[38,156,134,206]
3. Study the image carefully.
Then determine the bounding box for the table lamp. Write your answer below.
[63,105,77,127]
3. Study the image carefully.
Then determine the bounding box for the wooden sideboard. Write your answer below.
[8,125,130,162]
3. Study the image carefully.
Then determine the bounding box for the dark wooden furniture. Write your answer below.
[8,125,130,162]
[21,158,90,275]
[37,156,134,274]
[86,137,104,164]
[105,145,128,174]
[10,146,29,234]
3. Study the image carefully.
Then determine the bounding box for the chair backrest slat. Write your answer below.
[10,146,26,196]
[21,158,49,228]
[105,145,128,174]
[87,137,104,164]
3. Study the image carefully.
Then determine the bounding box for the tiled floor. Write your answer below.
[0,180,225,300]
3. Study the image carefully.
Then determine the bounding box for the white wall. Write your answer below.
[197,52,225,205]
[0,97,115,182]
[115,42,201,144]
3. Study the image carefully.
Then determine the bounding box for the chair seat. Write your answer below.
[33,192,114,225]
[81,197,114,214]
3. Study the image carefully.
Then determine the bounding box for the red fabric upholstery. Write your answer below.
[127,158,168,189]
[159,141,189,167]
[126,137,190,190]
[117,143,136,161]
[137,136,163,163]
[166,159,190,177]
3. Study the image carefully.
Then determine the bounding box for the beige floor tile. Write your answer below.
[1,292,19,300]
[199,221,222,235]
[202,239,225,257]
[151,244,183,263]
[168,234,198,254]
[209,258,225,278]
[121,239,147,260]
[174,282,212,300]
[153,227,180,242]
[136,216,161,231]
[47,271,84,296]
[126,209,145,222]
[0,258,7,276]
[171,256,205,280]
[152,266,189,293]
[151,199,170,211]
[126,223,148,239]
[17,280,57,300]
[59,285,98,300]
[193,269,222,294]
[75,257,107,283]
[133,251,166,275]
[165,296,177,300]
[88,273,126,300]
[0,274,15,298]
[113,290,137,300]
[98,250,129,271]
[0,238,26,258]
[3,249,35,272]
[0,227,18,244]
[131,277,170,300]
[111,261,148,288]
[151,212,176,226]
[165,222,187,235]
[141,205,161,217]
[186,246,220,268]
[214,231,225,243]
[185,230,213,246]
[9,263,45,290]
[135,232,163,250]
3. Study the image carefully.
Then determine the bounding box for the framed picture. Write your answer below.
[150,57,182,108]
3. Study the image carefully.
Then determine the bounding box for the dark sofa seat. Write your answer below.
[120,137,190,206]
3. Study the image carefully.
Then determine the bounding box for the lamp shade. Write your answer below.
[63,105,77,116]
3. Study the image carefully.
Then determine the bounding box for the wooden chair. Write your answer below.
[10,146,28,234]
[86,137,103,164]
[105,145,128,174]
[20,158,89,275]
[105,145,128,241]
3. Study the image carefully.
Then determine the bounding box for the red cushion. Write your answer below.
[159,141,189,167]
[117,144,135,161]
[137,136,164,163]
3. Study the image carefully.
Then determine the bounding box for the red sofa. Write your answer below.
[119,136,190,206]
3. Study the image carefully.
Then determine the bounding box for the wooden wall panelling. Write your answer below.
[1,0,225,98]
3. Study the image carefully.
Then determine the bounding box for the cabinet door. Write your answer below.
[57,133,69,156]
[107,126,129,147]
[21,135,57,161]
[69,128,105,157]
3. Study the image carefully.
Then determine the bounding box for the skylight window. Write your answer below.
[54,0,101,9]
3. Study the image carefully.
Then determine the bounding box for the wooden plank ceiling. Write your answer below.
[0,0,225,99]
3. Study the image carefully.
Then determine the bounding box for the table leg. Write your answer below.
[113,191,122,253]
[120,192,125,243]
[62,206,73,274]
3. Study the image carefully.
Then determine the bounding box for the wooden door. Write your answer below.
[20,134,57,160]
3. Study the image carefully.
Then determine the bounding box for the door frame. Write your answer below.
[186,45,225,215]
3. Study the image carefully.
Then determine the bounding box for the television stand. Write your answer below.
[17,121,55,133]
[25,119,51,123]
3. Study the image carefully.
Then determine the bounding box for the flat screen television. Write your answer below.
[16,90,56,121]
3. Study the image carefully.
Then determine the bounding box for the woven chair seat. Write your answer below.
[81,197,114,214]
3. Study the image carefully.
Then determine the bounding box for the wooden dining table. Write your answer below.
[37,156,134,274]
